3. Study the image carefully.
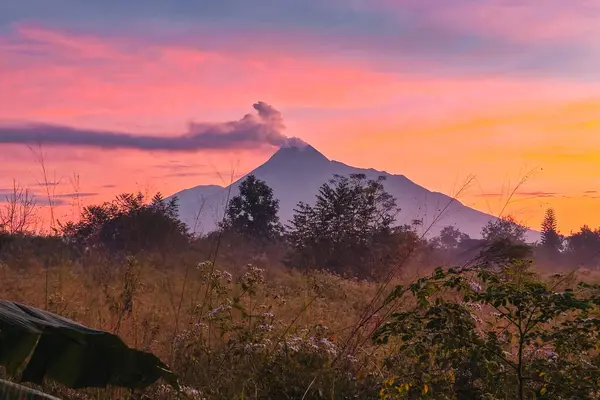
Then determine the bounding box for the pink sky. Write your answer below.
[1,1,600,235]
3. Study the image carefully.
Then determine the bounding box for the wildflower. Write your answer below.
[181,385,203,399]
[207,304,232,319]
[346,354,358,363]
[221,270,233,284]
[196,260,213,270]
[319,338,338,356]
[239,264,266,290]
[194,322,208,330]
[257,323,274,332]
[469,281,482,292]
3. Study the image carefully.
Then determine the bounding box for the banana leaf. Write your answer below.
[0,300,178,390]
[0,378,61,400]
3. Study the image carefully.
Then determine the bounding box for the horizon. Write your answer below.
[2,1,600,234]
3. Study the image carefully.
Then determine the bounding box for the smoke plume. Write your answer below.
[0,102,292,152]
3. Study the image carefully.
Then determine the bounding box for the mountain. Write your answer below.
[168,142,540,241]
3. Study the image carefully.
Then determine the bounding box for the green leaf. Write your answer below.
[0,300,178,390]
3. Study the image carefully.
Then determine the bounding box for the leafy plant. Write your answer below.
[374,264,600,399]
[0,300,178,390]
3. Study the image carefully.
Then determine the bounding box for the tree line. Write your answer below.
[1,173,599,278]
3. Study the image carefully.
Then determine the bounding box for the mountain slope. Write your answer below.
[168,143,539,241]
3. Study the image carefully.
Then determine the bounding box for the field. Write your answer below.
[1,241,599,399]
[1,177,600,399]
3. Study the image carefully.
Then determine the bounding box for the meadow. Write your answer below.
[1,173,600,399]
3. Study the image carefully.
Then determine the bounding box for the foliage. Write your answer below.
[60,192,190,256]
[565,225,600,267]
[7,172,600,399]
[481,215,528,244]
[286,173,401,279]
[0,299,178,390]
[374,263,600,399]
[167,262,377,399]
[220,175,282,243]
[540,208,562,254]
[436,226,470,251]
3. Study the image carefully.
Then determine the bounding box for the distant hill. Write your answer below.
[168,141,540,241]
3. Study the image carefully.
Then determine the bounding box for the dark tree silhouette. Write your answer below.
[220,175,282,241]
[479,216,531,269]
[565,225,600,267]
[540,208,562,253]
[481,215,527,243]
[60,192,190,256]
[438,225,470,250]
[286,173,401,279]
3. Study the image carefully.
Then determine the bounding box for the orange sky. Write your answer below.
[1,1,600,235]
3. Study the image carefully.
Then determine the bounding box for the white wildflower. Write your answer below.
[469,281,482,292]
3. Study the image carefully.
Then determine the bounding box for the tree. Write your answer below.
[438,225,470,250]
[481,215,528,243]
[0,180,38,235]
[220,175,282,241]
[286,174,400,279]
[60,192,190,256]
[565,225,600,267]
[540,208,562,253]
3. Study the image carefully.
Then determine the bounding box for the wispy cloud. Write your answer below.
[54,192,98,198]
[0,187,70,206]
[0,102,290,152]
[35,181,61,187]
[3,1,599,78]
[476,191,558,199]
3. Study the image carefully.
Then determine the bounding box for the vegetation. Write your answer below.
[540,208,562,254]
[59,192,190,258]
[220,174,282,243]
[375,264,600,399]
[286,174,408,279]
[1,174,600,399]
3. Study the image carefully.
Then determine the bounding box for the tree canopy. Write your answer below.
[60,192,190,256]
[220,174,282,242]
[481,215,528,244]
[286,173,402,279]
[540,208,563,254]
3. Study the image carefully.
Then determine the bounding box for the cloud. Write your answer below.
[0,102,289,152]
[156,161,207,170]
[516,191,558,198]
[0,187,70,206]
[157,171,242,179]
[160,172,208,178]
[54,192,98,198]
[35,181,61,187]
[2,1,599,78]
[475,191,558,199]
